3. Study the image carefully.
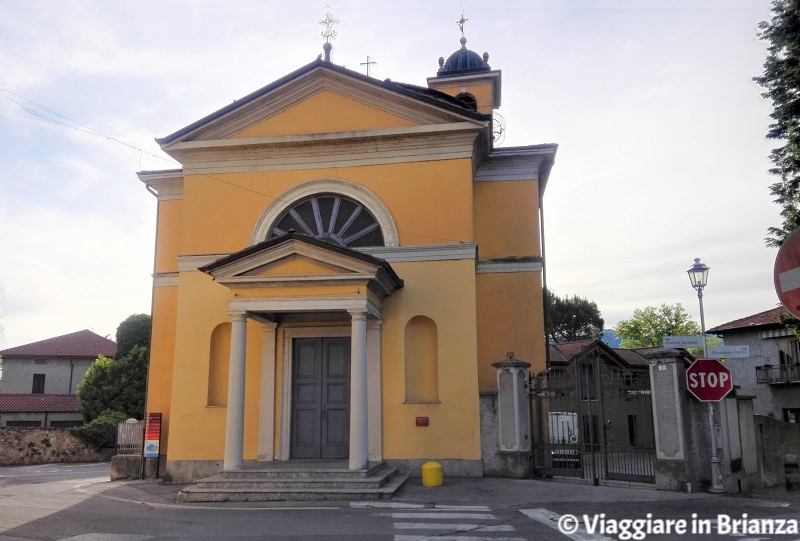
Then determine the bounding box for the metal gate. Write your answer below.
[531,354,656,483]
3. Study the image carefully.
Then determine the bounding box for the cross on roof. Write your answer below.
[457,14,469,38]
[320,6,339,44]
[360,55,377,76]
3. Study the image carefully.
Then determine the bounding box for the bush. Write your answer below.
[70,410,128,450]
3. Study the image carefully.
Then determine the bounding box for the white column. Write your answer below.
[257,321,277,461]
[224,312,248,471]
[349,310,369,470]
[367,319,383,461]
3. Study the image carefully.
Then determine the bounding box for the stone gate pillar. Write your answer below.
[490,354,532,478]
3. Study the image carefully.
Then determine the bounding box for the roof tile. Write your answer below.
[0,329,116,358]
[708,307,789,333]
[0,394,79,413]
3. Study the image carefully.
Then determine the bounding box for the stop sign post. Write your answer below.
[686,358,733,402]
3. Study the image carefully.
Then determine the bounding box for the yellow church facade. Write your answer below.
[140,38,556,483]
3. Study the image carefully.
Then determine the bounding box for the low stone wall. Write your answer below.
[755,415,800,487]
[0,427,106,466]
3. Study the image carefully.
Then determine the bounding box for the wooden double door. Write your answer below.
[290,337,350,459]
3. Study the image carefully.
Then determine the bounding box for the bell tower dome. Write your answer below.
[426,18,501,114]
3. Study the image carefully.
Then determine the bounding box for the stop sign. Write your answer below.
[686,358,733,402]
[775,227,800,318]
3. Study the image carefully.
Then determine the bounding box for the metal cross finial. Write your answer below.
[360,56,377,76]
[457,14,469,38]
[320,6,339,44]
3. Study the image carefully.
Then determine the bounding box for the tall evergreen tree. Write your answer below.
[755,0,800,246]
[544,288,604,343]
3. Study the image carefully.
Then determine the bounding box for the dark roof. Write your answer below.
[157,59,490,145]
[0,330,116,358]
[199,232,404,289]
[0,394,79,413]
[549,339,595,362]
[615,349,650,368]
[708,307,789,334]
[437,37,491,77]
[548,339,650,369]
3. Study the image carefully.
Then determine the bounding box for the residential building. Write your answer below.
[0,329,116,427]
[709,307,800,422]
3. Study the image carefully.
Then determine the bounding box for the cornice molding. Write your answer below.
[357,243,477,263]
[173,243,480,272]
[137,170,184,200]
[475,148,557,182]
[228,296,382,320]
[177,254,228,272]
[168,128,480,175]
[152,272,179,287]
[476,259,543,274]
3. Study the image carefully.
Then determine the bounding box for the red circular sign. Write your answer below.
[775,227,800,318]
[686,358,732,402]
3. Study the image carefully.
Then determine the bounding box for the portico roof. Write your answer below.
[199,232,403,300]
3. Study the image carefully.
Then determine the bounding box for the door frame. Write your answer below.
[279,326,350,461]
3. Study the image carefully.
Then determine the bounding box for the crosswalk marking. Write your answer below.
[381,512,497,520]
[433,505,492,511]
[394,523,515,532]
[377,504,521,541]
[520,508,616,541]
[350,501,426,509]
[394,537,526,541]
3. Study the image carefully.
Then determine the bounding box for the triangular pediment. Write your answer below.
[244,254,359,278]
[199,233,403,297]
[157,61,488,147]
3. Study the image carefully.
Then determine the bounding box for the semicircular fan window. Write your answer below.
[268,194,385,248]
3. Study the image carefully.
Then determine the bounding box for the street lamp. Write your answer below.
[687,258,709,356]
[686,257,725,494]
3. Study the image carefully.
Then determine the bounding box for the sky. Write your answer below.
[0,0,782,349]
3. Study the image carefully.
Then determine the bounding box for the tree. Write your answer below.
[755,0,800,247]
[614,303,702,349]
[77,346,149,423]
[544,288,604,343]
[76,313,151,425]
[115,313,151,358]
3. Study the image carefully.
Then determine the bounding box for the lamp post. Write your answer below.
[687,257,725,494]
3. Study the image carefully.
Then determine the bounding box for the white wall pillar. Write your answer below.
[367,319,383,461]
[349,310,369,470]
[224,312,248,471]
[492,357,532,452]
[257,320,277,461]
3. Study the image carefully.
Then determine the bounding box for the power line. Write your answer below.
[0,85,465,244]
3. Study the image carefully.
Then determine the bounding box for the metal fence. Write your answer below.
[531,357,656,484]
[116,419,144,455]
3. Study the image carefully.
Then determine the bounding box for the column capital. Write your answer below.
[227,311,248,322]
[258,320,278,332]
[366,319,383,331]
[348,310,369,321]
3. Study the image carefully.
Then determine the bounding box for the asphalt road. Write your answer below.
[1,462,798,541]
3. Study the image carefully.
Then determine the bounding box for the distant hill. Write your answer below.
[601,329,622,348]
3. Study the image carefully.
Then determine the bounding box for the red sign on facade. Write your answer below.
[686,359,733,402]
[775,227,800,319]
[144,412,162,458]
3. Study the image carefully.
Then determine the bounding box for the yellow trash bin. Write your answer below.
[421,461,443,487]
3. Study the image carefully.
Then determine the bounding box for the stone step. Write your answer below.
[219,461,385,480]
[178,473,409,502]
[196,465,398,490]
